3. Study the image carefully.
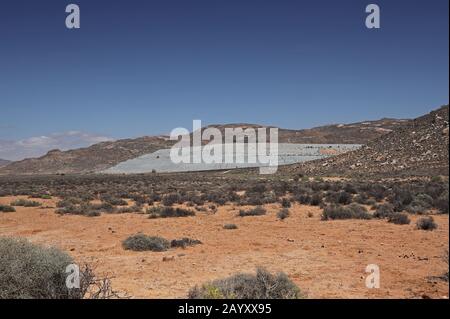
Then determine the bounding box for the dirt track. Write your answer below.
[0,196,448,299]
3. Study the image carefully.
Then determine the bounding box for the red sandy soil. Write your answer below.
[0,196,448,299]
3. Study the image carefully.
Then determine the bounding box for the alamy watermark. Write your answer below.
[65,4,381,30]
[365,264,380,289]
[169,121,279,174]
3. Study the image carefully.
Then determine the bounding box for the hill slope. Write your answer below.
[0,118,408,175]
[0,159,10,167]
[199,118,407,144]
[0,136,174,175]
[284,105,449,177]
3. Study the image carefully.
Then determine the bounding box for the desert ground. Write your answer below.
[1,195,448,299]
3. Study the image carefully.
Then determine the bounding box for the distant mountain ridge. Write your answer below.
[0,117,410,175]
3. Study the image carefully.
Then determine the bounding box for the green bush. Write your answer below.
[122,234,170,252]
[0,204,16,213]
[0,237,80,299]
[188,268,302,299]
[238,206,266,217]
[416,217,438,231]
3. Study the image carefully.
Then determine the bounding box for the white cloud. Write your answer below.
[0,131,114,161]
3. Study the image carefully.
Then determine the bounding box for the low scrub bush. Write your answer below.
[115,205,142,214]
[321,204,371,221]
[337,191,352,205]
[162,193,182,206]
[10,199,41,207]
[373,203,394,219]
[434,193,449,214]
[416,217,438,231]
[280,198,291,208]
[310,194,323,206]
[170,238,202,249]
[195,206,207,212]
[105,198,128,206]
[296,194,311,205]
[188,267,302,299]
[405,204,426,214]
[387,213,410,225]
[443,250,449,282]
[238,206,266,217]
[148,207,195,219]
[0,237,78,299]
[277,208,290,220]
[0,237,121,299]
[354,193,369,205]
[122,234,170,252]
[223,224,238,230]
[56,202,114,217]
[0,204,16,213]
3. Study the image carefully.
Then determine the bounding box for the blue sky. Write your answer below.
[0,0,448,159]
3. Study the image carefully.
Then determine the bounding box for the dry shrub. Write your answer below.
[188,267,303,299]
[122,234,170,252]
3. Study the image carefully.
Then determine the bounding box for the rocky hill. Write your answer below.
[0,136,174,175]
[0,118,408,175]
[284,105,449,177]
